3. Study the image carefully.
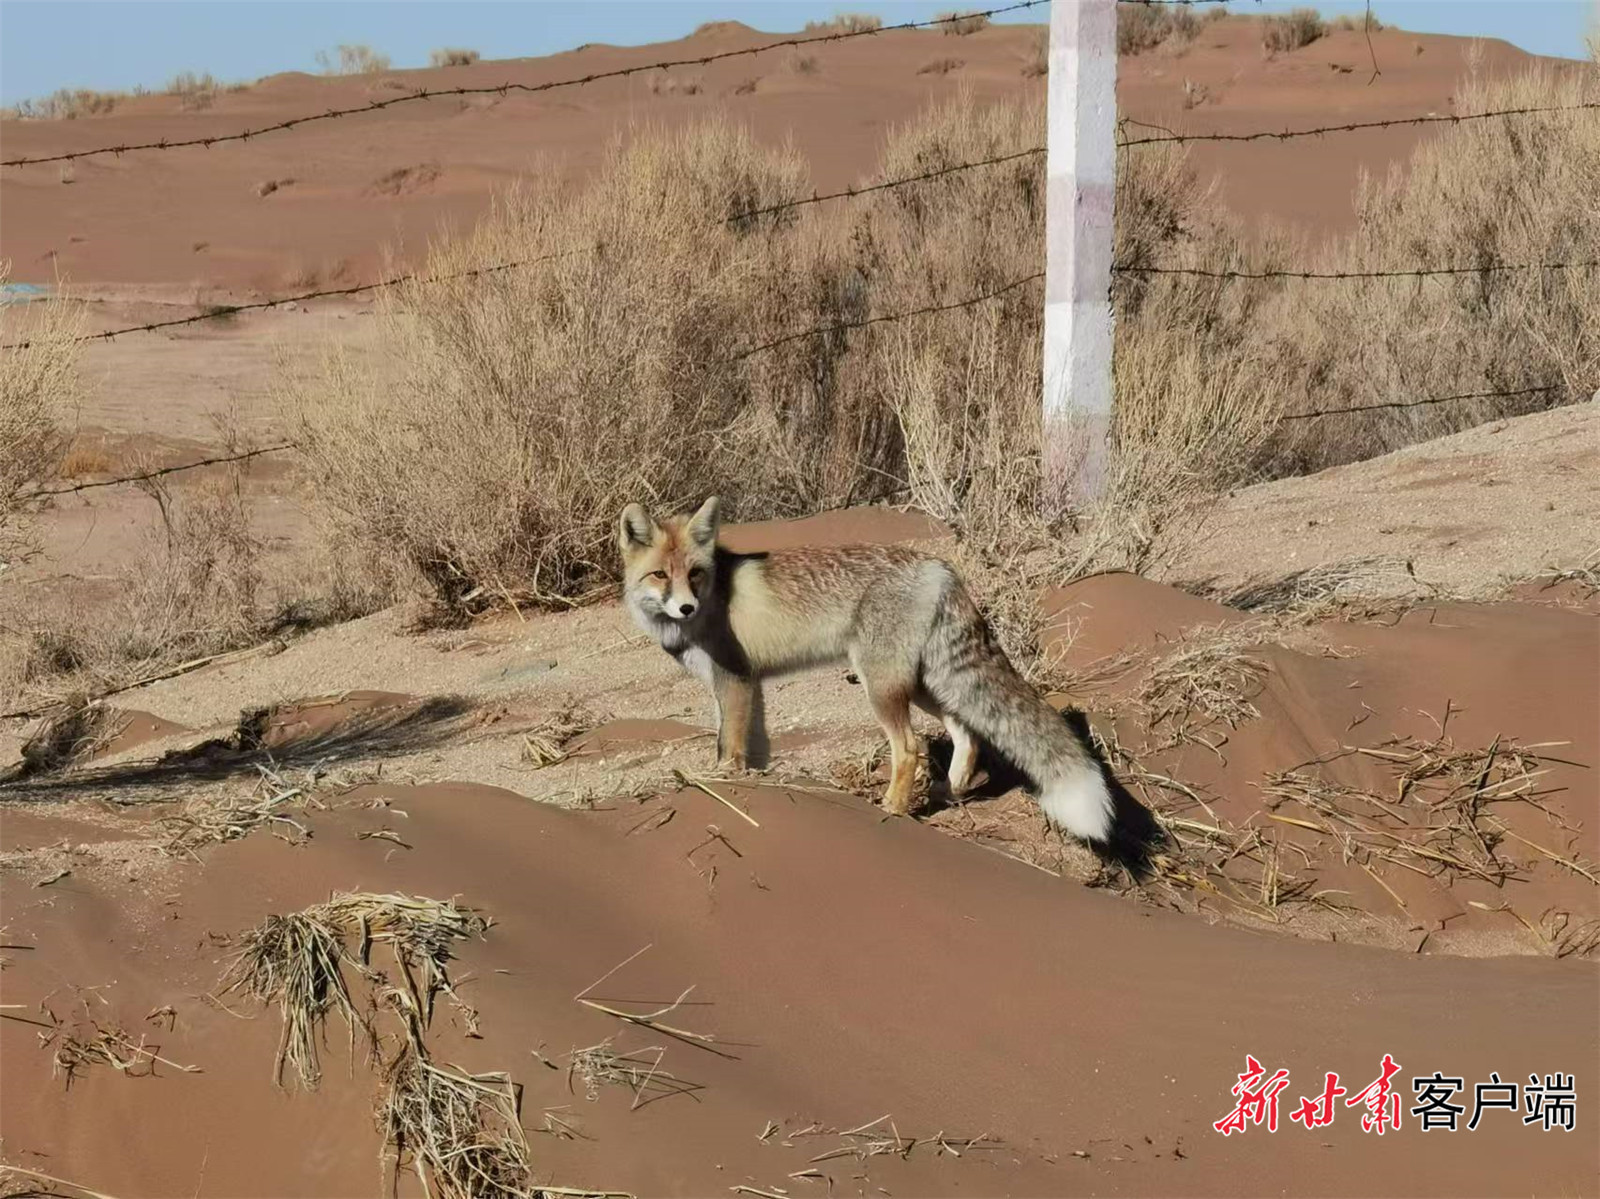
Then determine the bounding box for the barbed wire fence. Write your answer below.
[2,0,1595,499]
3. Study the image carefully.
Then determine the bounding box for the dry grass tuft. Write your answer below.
[6,88,123,119]
[221,891,488,1089]
[22,997,201,1088]
[1262,8,1326,53]
[0,264,81,568]
[519,698,602,768]
[1205,557,1438,623]
[316,44,392,75]
[379,1046,532,1198]
[1136,624,1270,751]
[161,763,321,857]
[804,13,883,35]
[918,57,964,76]
[568,1037,704,1108]
[1118,3,1199,56]
[1331,11,1384,33]
[430,47,481,68]
[937,10,990,35]
[168,71,222,109]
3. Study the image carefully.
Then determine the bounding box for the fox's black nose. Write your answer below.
[679,602,696,617]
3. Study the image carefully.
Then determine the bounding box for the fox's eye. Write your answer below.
[648,570,668,581]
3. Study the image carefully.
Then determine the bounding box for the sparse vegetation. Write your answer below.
[1118,2,1200,56]
[167,70,221,109]
[1263,61,1600,472]
[937,10,991,36]
[918,57,965,76]
[429,47,480,68]
[1331,11,1384,33]
[649,72,704,96]
[789,51,821,74]
[1021,29,1048,76]
[0,265,80,569]
[1262,8,1327,53]
[315,44,392,75]
[803,13,883,35]
[6,88,122,120]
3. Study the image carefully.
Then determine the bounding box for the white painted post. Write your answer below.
[1042,0,1118,511]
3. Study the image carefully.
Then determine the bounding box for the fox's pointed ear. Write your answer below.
[618,504,657,555]
[687,496,721,547]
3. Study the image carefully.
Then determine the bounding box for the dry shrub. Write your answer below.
[168,71,220,109]
[316,44,391,75]
[1118,2,1199,56]
[804,13,883,35]
[649,72,704,96]
[1,444,287,709]
[7,88,122,119]
[0,267,81,568]
[1262,8,1326,53]
[429,47,480,68]
[1262,60,1600,473]
[1021,29,1048,76]
[282,121,892,611]
[919,57,965,76]
[938,10,991,36]
[1331,11,1384,32]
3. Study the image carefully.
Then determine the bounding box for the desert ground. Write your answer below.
[1,8,1597,1199]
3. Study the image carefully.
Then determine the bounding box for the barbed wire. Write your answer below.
[24,444,296,499]
[725,270,1044,362]
[0,0,1046,168]
[4,145,1051,350]
[33,378,1565,499]
[1113,260,1600,281]
[0,250,588,350]
[1119,101,1600,148]
[1278,385,1558,422]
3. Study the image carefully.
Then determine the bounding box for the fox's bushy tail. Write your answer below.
[919,569,1114,844]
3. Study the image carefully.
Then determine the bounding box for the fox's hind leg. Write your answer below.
[943,717,979,795]
[912,689,976,799]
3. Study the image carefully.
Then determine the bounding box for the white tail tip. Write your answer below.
[1039,769,1114,843]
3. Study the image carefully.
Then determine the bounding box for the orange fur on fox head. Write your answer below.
[618,496,720,623]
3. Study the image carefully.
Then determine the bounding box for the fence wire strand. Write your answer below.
[0,0,1046,168]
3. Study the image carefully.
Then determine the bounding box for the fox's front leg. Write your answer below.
[712,670,760,770]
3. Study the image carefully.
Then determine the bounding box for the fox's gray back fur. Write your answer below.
[619,500,1113,843]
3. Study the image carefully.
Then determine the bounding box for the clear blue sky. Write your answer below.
[1,1,1593,105]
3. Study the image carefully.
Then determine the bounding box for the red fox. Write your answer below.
[618,497,1114,844]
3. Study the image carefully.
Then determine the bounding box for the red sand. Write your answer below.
[2,775,1594,1197]
[0,20,1575,290]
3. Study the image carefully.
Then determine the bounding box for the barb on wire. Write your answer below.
[1280,385,1558,422]
[727,144,1046,224]
[24,443,295,499]
[8,144,1049,349]
[1,0,1046,168]
[1119,101,1600,148]
[1113,260,1600,282]
[724,270,1043,362]
[0,249,588,350]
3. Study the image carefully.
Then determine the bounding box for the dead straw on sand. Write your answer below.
[0,1166,121,1199]
[220,892,627,1198]
[220,891,488,1088]
[517,698,602,770]
[4,998,202,1089]
[1135,624,1270,753]
[161,762,321,858]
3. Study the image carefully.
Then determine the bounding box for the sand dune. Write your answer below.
[0,18,1576,289]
